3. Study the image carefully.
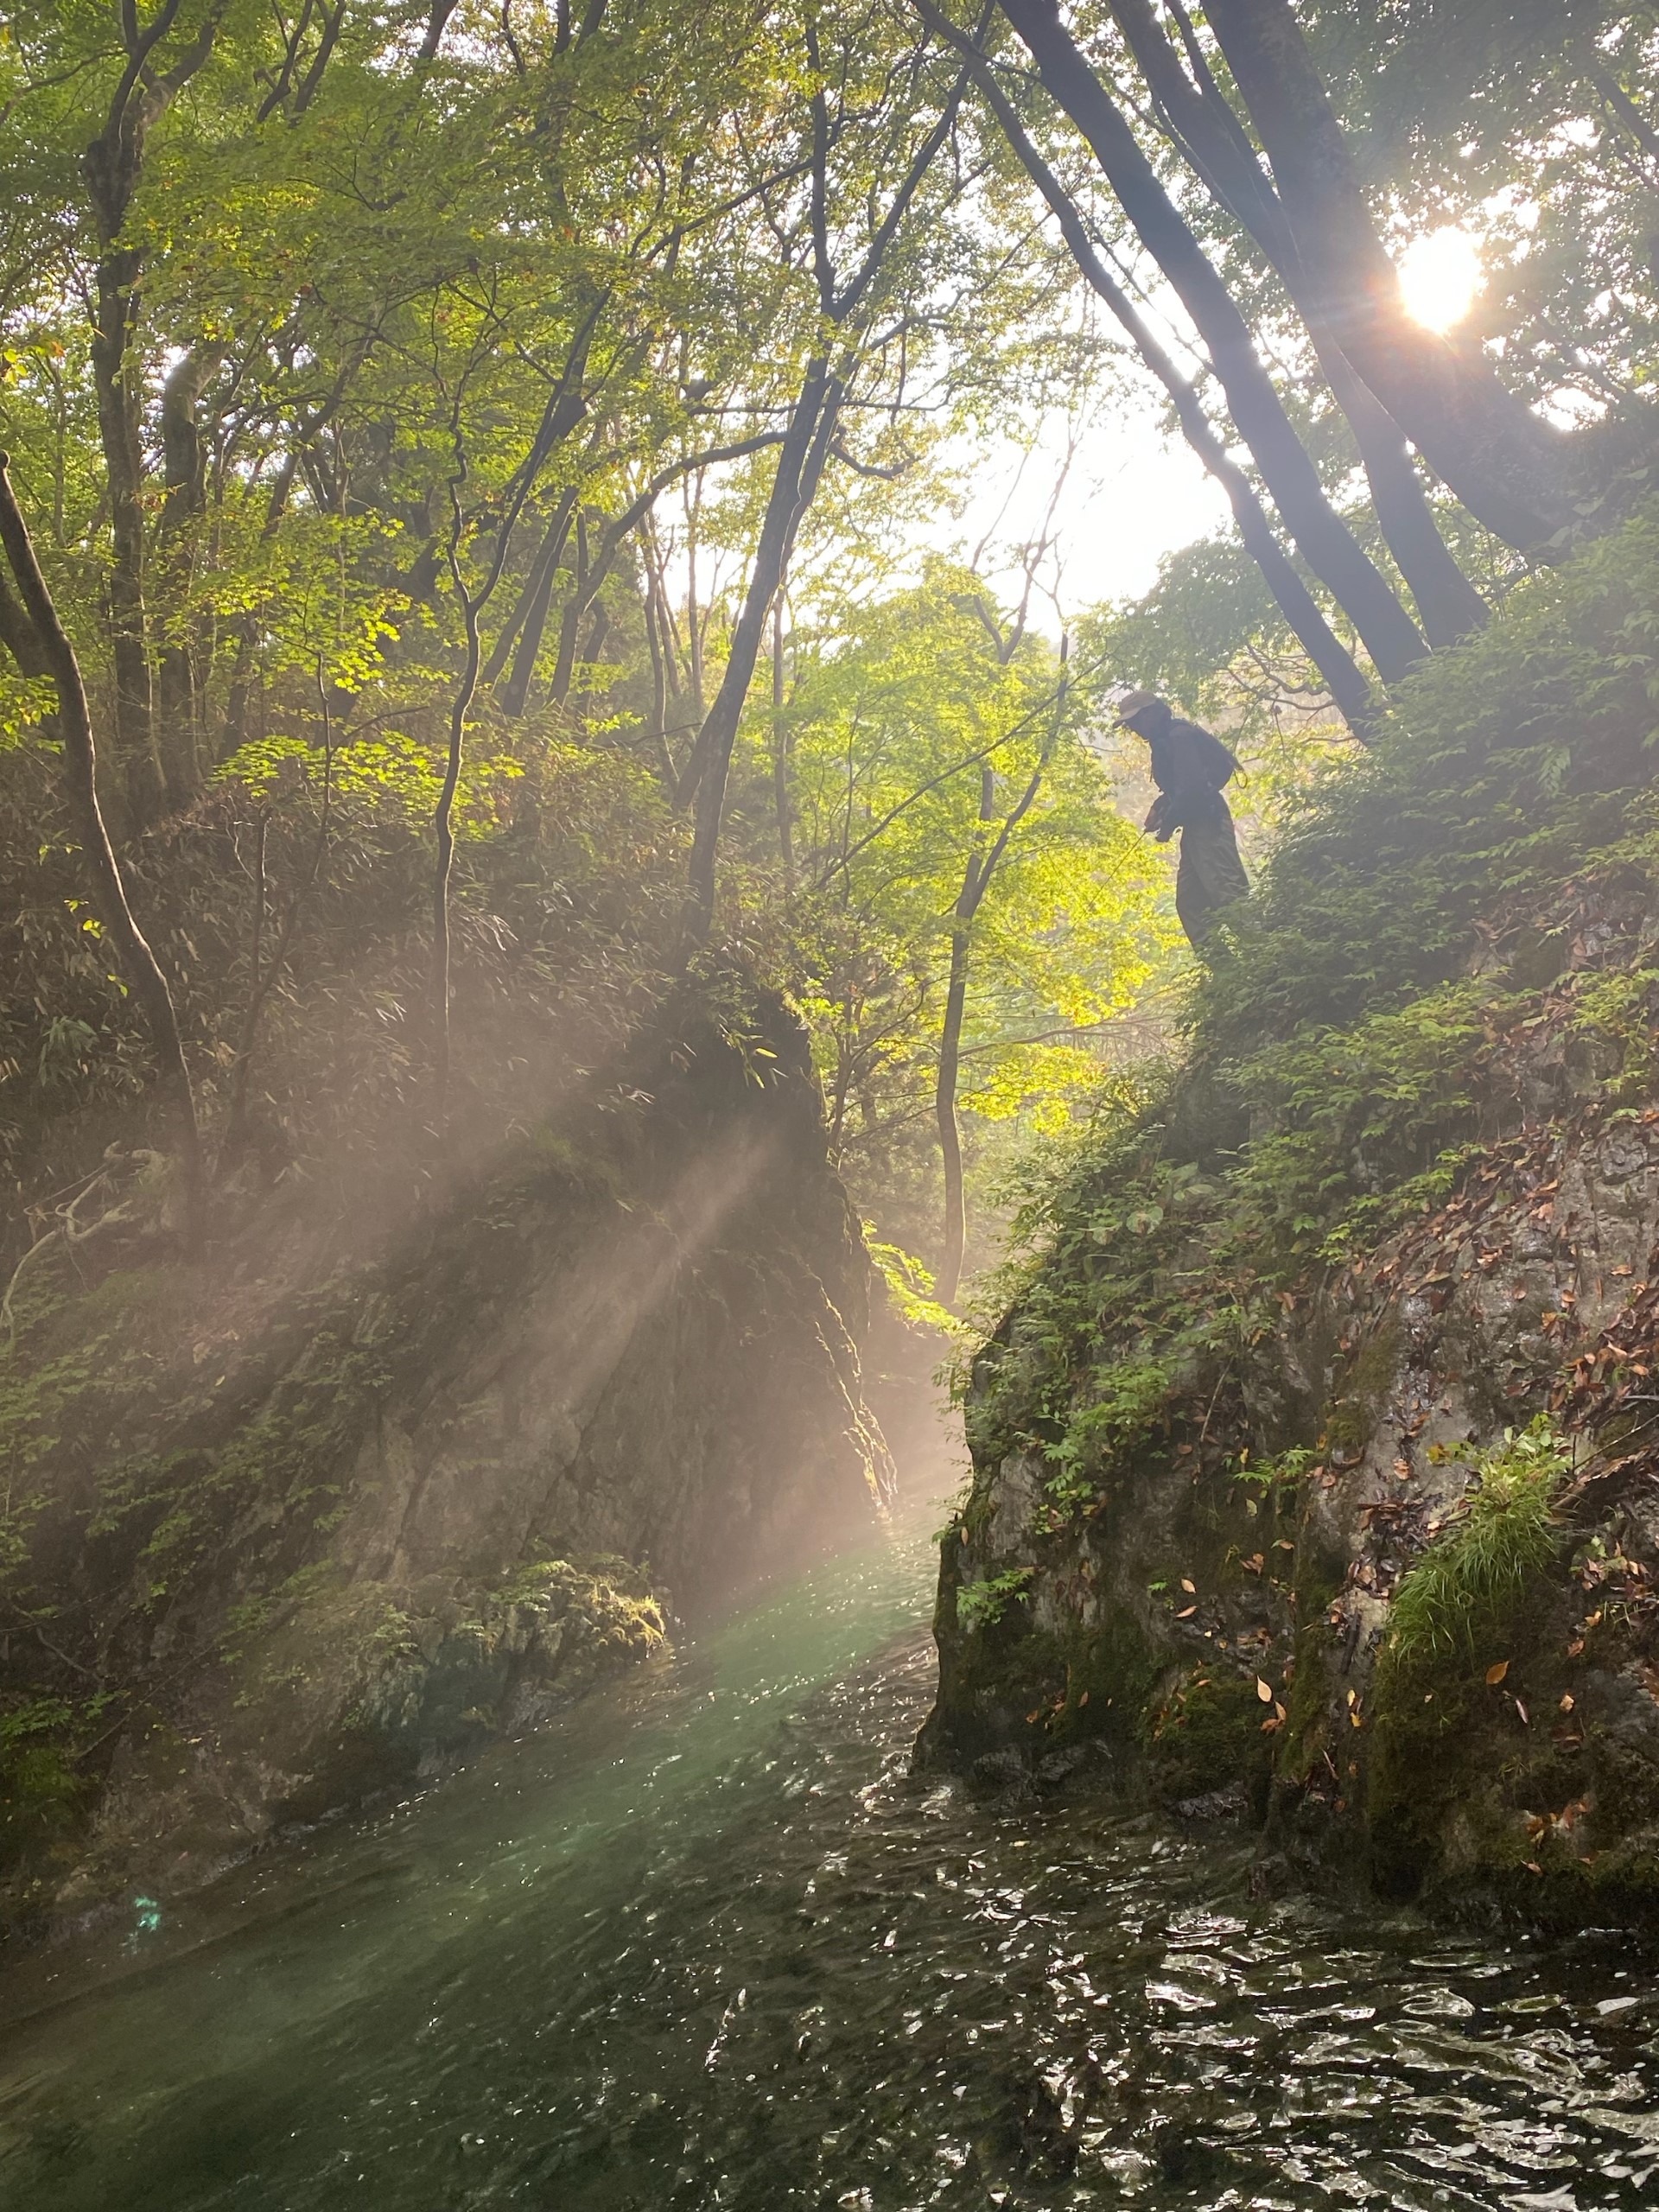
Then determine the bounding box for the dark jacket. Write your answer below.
[1135,706,1239,841]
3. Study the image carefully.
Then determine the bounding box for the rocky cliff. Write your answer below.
[0,989,889,1931]
[921,513,1659,1930]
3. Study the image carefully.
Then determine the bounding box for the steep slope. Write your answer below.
[1,990,890,1930]
[922,510,1659,1929]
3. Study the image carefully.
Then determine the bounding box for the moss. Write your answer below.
[1048,1609,1164,1746]
[1323,1322,1401,1453]
[0,1693,118,1871]
[1145,1667,1274,1808]
[1276,1619,1338,1786]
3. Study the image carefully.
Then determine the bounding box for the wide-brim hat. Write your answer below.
[1115,687,1163,724]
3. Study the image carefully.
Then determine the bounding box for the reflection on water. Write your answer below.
[2,1503,1656,2209]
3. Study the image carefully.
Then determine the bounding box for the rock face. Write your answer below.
[0,993,889,1923]
[921,898,1659,1929]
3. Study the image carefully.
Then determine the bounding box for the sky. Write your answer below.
[932,217,1490,639]
[942,392,1230,633]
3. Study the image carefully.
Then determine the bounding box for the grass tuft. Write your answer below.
[1386,1417,1571,1668]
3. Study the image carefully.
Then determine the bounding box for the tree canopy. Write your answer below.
[3,0,1658,1292]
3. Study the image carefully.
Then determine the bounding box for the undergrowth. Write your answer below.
[954,503,1659,1520]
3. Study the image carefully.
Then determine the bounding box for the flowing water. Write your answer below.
[2,1500,1657,2211]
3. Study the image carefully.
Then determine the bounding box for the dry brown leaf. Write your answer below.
[1485,1660,1510,1685]
[1255,1676,1274,1703]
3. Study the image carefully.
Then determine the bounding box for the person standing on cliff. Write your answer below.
[1115,688,1249,950]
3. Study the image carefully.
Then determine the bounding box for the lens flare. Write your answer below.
[1396,227,1484,334]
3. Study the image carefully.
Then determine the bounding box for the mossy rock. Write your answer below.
[1146,1667,1274,1812]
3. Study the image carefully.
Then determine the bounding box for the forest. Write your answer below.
[3,3,1659,2206]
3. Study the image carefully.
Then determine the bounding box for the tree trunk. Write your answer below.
[155,342,223,805]
[1106,0,1488,647]
[998,0,1427,685]
[940,20,1376,730]
[772,592,795,887]
[680,359,838,945]
[0,456,204,1249]
[934,918,972,1307]
[82,7,225,823]
[89,238,162,823]
[431,577,483,1126]
[934,718,1060,1307]
[487,490,577,704]
[1202,0,1568,550]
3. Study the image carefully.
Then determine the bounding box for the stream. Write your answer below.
[1,1499,1656,2210]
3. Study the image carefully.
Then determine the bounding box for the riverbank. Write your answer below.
[2,1490,1655,2210]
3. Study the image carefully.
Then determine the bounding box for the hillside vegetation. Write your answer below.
[926,514,1659,1924]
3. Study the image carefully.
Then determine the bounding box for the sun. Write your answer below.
[1396,227,1484,334]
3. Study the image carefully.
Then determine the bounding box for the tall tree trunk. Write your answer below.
[1105,0,1488,647]
[997,0,1427,684]
[679,359,839,945]
[934,695,1061,1306]
[82,2,225,825]
[771,592,795,886]
[88,237,161,823]
[929,12,1376,729]
[548,509,590,709]
[487,489,578,703]
[0,456,204,1249]
[431,572,482,1127]
[934,915,973,1306]
[1202,0,1568,550]
[155,342,222,805]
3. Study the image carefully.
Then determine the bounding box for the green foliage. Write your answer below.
[783,563,1173,1266]
[0,1692,117,1858]
[866,1235,960,1338]
[1043,1357,1171,1509]
[1230,1446,1316,1495]
[1569,965,1659,1099]
[1386,1418,1572,1669]
[1224,982,1515,1268]
[957,1566,1034,1633]
[963,508,1659,1493]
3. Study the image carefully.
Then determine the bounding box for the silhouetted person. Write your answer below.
[1116,688,1249,949]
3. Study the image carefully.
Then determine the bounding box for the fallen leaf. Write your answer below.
[1077,1690,1090,1708]
[1559,1692,1574,1713]
[1175,1605,1197,1619]
[1255,1676,1274,1703]
[1350,1710,1363,1729]
[1524,1860,1543,1876]
[1274,1701,1287,1724]
[1486,1660,1510,1685]
[1513,1696,1529,1726]
[1180,1578,1196,1593]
